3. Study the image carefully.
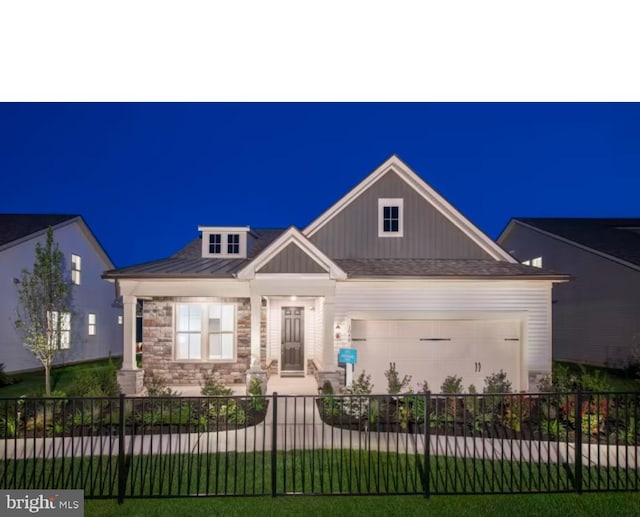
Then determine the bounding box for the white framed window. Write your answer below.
[522,257,543,268]
[176,303,236,361]
[88,313,96,336]
[48,311,71,349]
[118,315,123,325]
[378,198,404,237]
[71,254,81,285]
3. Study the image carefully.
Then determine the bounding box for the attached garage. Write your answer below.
[350,319,522,393]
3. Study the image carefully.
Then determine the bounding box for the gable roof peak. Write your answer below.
[303,156,515,263]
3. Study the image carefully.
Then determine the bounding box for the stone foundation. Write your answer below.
[117,369,144,394]
[142,297,252,386]
[315,368,345,393]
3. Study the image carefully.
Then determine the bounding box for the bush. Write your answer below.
[0,363,16,387]
[384,362,411,394]
[144,375,179,397]
[575,365,613,392]
[67,359,120,397]
[350,371,373,394]
[200,372,233,397]
[483,370,512,394]
[440,375,463,394]
[320,380,334,395]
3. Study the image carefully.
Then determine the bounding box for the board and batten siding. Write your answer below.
[500,223,640,367]
[257,243,326,274]
[309,170,492,260]
[335,280,554,388]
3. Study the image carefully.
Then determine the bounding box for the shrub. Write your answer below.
[321,380,334,395]
[247,377,266,412]
[384,362,411,394]
[0,363,16,387]
[440,375,463,394]
[350,371,373,394]
[416,380,429,393]
[483,370,512,394]
[575,365,613,392]
[144,375,179,397]
[342,372,373,420]
[200,372,233,397]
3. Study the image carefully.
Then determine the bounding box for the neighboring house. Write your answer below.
[499,218,640,368]
[103,156,567,394]
[0,214,123,373]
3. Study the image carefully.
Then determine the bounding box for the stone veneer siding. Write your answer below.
[142,297,251,385]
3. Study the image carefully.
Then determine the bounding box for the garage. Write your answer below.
[349,319,522,393]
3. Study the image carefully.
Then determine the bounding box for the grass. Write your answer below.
[81,493,640,517]
[2,450,638,497]
[0,357,122,397]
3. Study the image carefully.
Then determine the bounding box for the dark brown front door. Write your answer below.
[281,307,304,372]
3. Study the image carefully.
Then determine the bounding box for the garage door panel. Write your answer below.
[350,319,520,393]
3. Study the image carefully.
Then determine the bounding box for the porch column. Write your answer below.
[122,295,138,370]
[250,294,262,368]
[322,295,336,369]
[117,295,144,394]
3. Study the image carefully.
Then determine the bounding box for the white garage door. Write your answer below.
[350,319,521,394]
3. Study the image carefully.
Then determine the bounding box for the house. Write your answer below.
[498,218,640,368]
[0,214,123,373]
[103,156,567,394]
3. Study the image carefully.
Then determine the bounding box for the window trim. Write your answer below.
[378,198,404,238]
[174,302,237,362]
[88,313,96,336]
[71,254,81,285]
[48,310,71,349]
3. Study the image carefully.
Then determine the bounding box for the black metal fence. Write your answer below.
[0,391,638,501]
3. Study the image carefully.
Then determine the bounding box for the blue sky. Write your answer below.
[1,103,638,268]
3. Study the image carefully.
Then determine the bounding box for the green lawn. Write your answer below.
[0,357,122,397]
[84,492,640,517]
[2,451,637,497]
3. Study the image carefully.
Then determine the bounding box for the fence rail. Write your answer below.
[0,390,638,501]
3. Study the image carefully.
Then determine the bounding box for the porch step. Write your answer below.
[280,371,306,378]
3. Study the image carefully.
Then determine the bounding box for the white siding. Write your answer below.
[335,280,553,380]
[0,221,122,372]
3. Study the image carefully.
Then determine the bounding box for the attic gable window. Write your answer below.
[199,226,249,258]
[378,198,404,237]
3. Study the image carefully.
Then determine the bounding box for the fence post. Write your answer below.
[117,393,126,505]
[424,391,430,499]
[271,392,278,498]
[574,389,583,494]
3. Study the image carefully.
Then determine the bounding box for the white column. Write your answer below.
[322,295,336,370]
[250,294,262,368]
[122,295,138,370]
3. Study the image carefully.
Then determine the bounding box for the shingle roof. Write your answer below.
[514,218,640,268]
[334,258,567,279]
[0,214,78,248]
[104,228,285,278]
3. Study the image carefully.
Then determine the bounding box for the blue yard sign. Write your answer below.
[338,348,357,365]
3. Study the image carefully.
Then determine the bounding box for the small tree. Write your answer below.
[15,228,72,395]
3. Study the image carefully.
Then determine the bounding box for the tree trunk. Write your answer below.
[45,364,51,396]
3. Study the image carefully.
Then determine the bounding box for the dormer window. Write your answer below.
[209,234,221,254]
[378,198,404,237]
[227,234,240,254]
[199,226,249,258]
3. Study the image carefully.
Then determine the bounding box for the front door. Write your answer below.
[281,307,304,373]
